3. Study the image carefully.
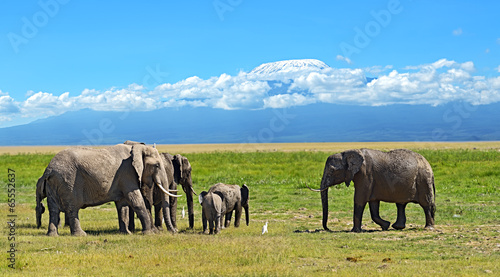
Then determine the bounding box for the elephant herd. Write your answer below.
[36,142,436,236]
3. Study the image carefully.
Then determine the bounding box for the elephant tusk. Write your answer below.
[190,186,198,196]
[305,183,330,192]
[156,182,182,198]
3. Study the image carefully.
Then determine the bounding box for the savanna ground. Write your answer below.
[1,142,499,276]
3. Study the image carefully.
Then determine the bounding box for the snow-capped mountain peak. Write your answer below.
[250,59,330,75]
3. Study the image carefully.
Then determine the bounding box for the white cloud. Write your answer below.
[264,93,315,108]
[0,94,20,114]
[336,54,352,64]
[1,59,500,123]
[452,28,463,36]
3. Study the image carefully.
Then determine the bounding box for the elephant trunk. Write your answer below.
[320,176,330,231]
[162,200,176,232]
[185,180,195,229]
[158,171,177,233]
[244,204,249,226]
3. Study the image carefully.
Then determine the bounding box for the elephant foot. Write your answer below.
[380,220,391,231]
[46,231,58,237]
[72,230,87,236]
[392,222,406,230]
[119,229,132,235]
[142,229,155,235]
[424,225,435,230]
[350,227,362,233]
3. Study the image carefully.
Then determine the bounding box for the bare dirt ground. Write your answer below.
[1,141,499,155]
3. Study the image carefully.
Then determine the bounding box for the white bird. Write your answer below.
[182,206,185,219]
[262,221,268,235]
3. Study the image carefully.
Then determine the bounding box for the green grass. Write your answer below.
[1,148,499,276]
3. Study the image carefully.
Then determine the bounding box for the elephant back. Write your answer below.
[208,183,240,211]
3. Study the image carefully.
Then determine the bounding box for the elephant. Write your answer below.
[307,149,436,232]
[35,143,180,236]
[157,153,196,230]
[119,152,196,233]
[207,183,249,228]
[199,191,226,234]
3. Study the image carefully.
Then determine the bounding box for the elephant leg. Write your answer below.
[219,215,224,233]
[209,220,214,235]
[67,209,86,236]
[64,213,70,227]
[115,201,131,234]
[128,205,136,232]
[351,202,367,233]
[422,204,435,230]
[224,211,233,228]
[392,203,407,230]
[142,195,156,231]
[169,182,178,230]
[369,201,390,231]
[215,216,221,234]
[154,204,163,230]
[126,190,153,235]
[234,206,242,228]
[46,196,60,236]
[170,197,177,230]
[202,211,208,234]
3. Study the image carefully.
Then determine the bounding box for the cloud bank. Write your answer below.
[1,59,500,123]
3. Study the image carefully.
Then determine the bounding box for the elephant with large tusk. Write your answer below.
[119,141,196,233]
[308,148,436,232]
[35,143,180,236]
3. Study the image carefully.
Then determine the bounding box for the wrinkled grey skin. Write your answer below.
[120,152,195,233]
[199,191,226,234]
[313,149,435,232]
[208,183,249,228]
[35,143,177,236]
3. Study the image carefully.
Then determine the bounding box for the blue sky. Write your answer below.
[1,0,499,127]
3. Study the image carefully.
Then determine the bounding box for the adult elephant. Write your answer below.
[208,183,249,228]
[307,149,436,232]
[120,152,196,233]
[35,143,180,236]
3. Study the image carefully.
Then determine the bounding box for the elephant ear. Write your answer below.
[199,191,208,205]
[182,156,191,175]
[174,154,184,179]
[241,184,249,206]
[342,149,364,187]
[131,144,145,185]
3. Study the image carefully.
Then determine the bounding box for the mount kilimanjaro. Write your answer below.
[0,59,499,145]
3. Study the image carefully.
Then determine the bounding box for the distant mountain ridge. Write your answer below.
[1,102,498,146]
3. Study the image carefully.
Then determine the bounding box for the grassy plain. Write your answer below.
[0,142,499,276]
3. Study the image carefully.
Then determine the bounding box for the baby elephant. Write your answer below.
[208,183,249,228]
[199,191,226,234]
